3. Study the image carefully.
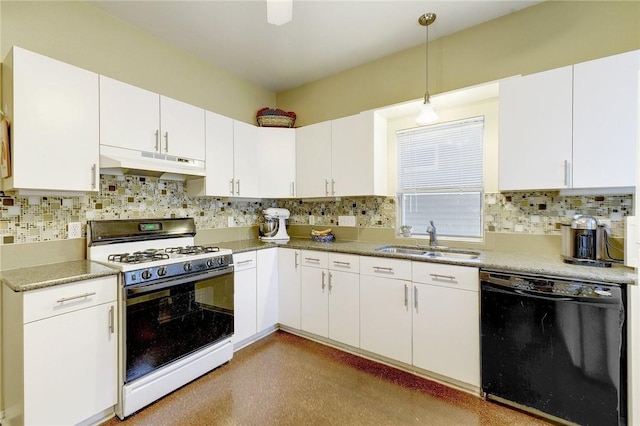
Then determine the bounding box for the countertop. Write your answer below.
[214,238,637,285]
[2,238,635,292]
[1,260,119,292]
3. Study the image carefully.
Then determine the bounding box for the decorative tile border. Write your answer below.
[0,174,633,244]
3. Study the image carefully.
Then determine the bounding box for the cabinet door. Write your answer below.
[413,283,480,387]
[498,67,573,191]
[296,121,332,197]
[360,275,412,364]
[233,120,260,198]
[278,248,301,329]
[301,266,329,337]
[23,302,117,426]
[99,75,160,153]
[573,50,639,188]
[331,114,370,196]
[257,248,279,332]
[258,128,296,198]
[233,267,257,344]
[189,110,234,197]
[328,270,359,347]
[10,46,99,192]
[160,95,206,161]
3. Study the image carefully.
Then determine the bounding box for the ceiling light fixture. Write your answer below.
[267,0,293,26]
[416,12,438,125]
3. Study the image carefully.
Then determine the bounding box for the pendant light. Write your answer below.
[267,0,293,26]
[416,12,438,125]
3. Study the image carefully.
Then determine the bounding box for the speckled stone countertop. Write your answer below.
[213,238,637,285]
[1,260,119,292]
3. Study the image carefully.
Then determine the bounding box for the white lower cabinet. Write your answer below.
[412,262,480,387]
[256,248,279,332]
[233,251,257,345]
[359,256,413,365]
[300,251,330,337]
[327,253,360,348]
[278,248,301,329]
[2,276,118,426]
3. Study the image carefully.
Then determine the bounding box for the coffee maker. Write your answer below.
[561,215,611,267]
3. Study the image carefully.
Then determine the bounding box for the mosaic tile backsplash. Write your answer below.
[0,174,633,244]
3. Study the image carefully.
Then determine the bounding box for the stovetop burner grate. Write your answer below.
[108,250,171,264]
[165,246,220,255]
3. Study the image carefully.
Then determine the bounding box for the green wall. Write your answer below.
[277,1,640,126]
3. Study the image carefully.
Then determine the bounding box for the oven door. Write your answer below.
[123,266,234,383]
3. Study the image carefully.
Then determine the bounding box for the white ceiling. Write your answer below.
[87,0,542,93]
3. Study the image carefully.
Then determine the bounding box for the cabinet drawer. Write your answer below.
[328,253,359,273]
[412,262,479,291]
[24,276,117,324]
[233,251,257,271]
[301,250,328,268]
[360,256,411,281]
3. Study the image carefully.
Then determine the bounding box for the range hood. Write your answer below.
[99,145,206,181]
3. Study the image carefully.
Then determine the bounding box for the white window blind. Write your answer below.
[396,117,484,239]
[397,117,484,192]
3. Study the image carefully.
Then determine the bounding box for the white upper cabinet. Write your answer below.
[258,128,296,198]
[296,121,332,197]
[296,112,388,198]
[99,75,160,154]
[572,50,638,189]
[99,76,205,161]
[2,46,99,194]
[499,50,639,191]
[233,120,260,198]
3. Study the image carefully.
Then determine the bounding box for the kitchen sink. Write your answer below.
[375,245,481,260]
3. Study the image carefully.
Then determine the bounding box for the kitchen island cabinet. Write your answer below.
[2,276,117,426]
[499,49,639,191]
[99,75,205,162]
[412,262,480,387]
[2,46,99,195]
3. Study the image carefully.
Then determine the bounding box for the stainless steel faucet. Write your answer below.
[427,221,437,247]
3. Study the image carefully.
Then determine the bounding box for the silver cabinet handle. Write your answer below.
[290,182,295,197]
[229,179,235,195]
[328,272,333,293]
[305,257,320,262]
[430,273,456,281]
[564,160,571,187]
[404,284,408,308]
[321,271,326,291]
[373,266,394,273]
[236,179,240,195]
[333,261,351,267]
[91,164,97,189]
[325,179,329,196]
[414,286,418,311]
[164,131,169,153]
[155,129,160,151]
[56,292,96,304]
[237,259,254,265]
[109,305,115,334]
[331,179,335,195]
[294,251,299,269]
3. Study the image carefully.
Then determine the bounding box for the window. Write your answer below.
[396,117,484,239]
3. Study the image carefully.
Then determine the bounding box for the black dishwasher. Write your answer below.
[480,270,626,426]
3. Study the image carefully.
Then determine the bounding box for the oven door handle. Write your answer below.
[126,266,234,295]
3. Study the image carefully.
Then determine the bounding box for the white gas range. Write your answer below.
[87,218,235,419]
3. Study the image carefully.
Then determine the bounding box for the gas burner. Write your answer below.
[165,246,220,255]
[108,250,171,264]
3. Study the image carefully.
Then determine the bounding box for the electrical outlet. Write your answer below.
[67,222,82,239]
[227,217,235,227]
[309,215,315,225]
[338,216,356,227]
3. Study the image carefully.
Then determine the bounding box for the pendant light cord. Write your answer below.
[425,16,429,103]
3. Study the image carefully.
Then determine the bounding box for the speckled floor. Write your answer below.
[102,331,552,426]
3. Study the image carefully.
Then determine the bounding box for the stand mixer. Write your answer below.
[260,208,290,241]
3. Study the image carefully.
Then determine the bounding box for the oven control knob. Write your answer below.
[157,266,167,277]
[206,259,215,268]
[218,257,226,266]
[184,262,192,272]
[141,269,153,280]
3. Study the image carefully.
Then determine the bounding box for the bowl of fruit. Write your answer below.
[256,107,297,128]
[311,228,335,243]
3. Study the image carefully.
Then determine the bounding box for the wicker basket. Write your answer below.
[257,115,295,128]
